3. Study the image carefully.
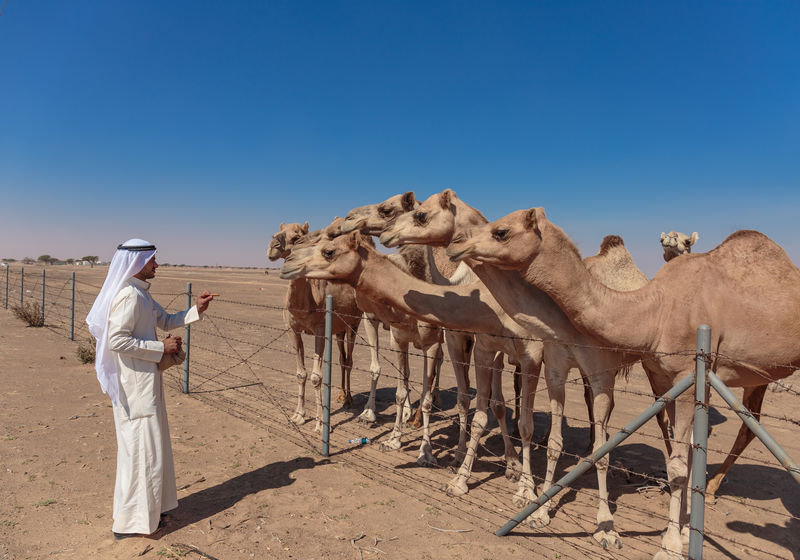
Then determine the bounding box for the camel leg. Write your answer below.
[488,353,522,483]
[289,329,308,425]
[445,332,473,470]
[706,384,767,501]
[514,353,541,508]
[412,343,443,428]
[310,331,326,434]
[381,337,410,451]
[654,392,694,560]
[335,333,348,405]
[337,326,357,409]
[416,342,442,467]
[444,345,494,497]
[358,316,382,424]
[513,363,522,438]
[644,363,674,461]
[585,366,621,550]
[529,362,569,528]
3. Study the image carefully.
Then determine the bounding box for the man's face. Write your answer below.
[138,256,158,279]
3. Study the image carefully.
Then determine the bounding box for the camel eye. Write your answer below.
[322,248,336,260]
[378,207,391,218]
[413,211,427,225]
[492,228,509,241]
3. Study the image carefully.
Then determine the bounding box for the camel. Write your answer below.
[342,193,484,466]
[267,222,363,431]
[447,207,800,560]
[660,231,699,262]
[379,189,664,548]
[280,230,537,507]
[659,230,768,502]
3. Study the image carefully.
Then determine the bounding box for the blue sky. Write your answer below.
[1,2,798,275]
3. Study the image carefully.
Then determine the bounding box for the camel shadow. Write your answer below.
[159,456,318,535]
[716,464,800,559]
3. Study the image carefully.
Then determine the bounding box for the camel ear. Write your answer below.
[280,222,285,230]
[347,230,361,249]
[525,208,544,234]
[439,189,453,209]
[302,221,309,234]
[401,191,416,211]
[689,232,699,246]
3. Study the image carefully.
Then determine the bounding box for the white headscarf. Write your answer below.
[86,239,157,405]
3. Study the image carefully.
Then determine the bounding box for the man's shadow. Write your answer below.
[160,456,318,534]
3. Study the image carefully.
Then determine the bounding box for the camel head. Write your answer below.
[267,221,309,261]
[340,191,419,236]
[660,230,698,262]
[280,230,366,282]
[446,207,547,270]
[380,189,458,248]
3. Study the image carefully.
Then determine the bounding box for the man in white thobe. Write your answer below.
[86,239,214,538]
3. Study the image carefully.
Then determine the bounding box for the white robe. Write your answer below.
[107,277,201,534]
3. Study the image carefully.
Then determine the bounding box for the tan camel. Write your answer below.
[280,230,538,507]
[342,194,487,468]
[448,208,800,560]
[660,231,699,262]
[267,222,362,431]
[659,230,769,502]
[380,189,659,548]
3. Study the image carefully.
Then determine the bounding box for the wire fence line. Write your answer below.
[2,264,798,559]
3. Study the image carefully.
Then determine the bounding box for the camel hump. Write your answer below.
[713,230,786,259]
[598,235,625,255]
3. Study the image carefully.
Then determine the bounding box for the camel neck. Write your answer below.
[355,246,507,334]
[525,223,661,351]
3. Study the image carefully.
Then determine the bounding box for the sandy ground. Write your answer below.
[0,264,798,560]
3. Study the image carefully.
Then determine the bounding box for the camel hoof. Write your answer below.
[505,458,523,482]
[512,492,534,509]
[380,438,402,452]
[443,478,468,497]
[336,390,346,403]
[417,453,438,468]
[528,508,551,529]
[357,409,376,425]
[593,530,622,550]
[290,413,307,425]
[341,394,354,409]
[313,421,322,434]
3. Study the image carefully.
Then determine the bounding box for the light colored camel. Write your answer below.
[280,230,536,505]
[660,231,698,262]
[342,193,483,467]
[267,222,362,431]
[448,208,800,560]
[659,229,768,502]
[380,189,659,548]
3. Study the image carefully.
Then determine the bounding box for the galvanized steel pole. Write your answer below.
[40,269,45,325]
[708,371,800,485]
[70,272,75,340]
[183,282,191,394]
[689,324,711,559]
[496,372,697,536]
[322,294,333,457]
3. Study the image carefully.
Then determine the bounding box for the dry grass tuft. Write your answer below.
[76,338,96,364]
[12,302,43,327]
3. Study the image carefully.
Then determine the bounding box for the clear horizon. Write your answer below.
[2,2,798,278]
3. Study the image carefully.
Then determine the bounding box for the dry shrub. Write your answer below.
[12,302,43,327]
[76,338,96,364]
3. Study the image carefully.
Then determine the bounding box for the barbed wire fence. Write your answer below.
[2,264,799,559]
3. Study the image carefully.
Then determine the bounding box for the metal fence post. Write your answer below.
[20,267,24,306]
[41,269,46,325]
[70,272,75,340]
[689,324,711,559]
[183,282,192,394]
[322,294,333,457]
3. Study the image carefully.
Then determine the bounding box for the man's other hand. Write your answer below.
[163,335,182,354]
[197,291,214,314]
